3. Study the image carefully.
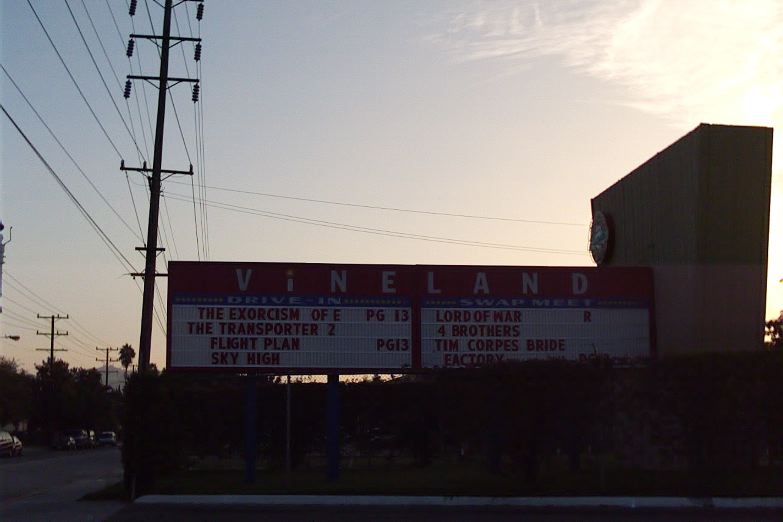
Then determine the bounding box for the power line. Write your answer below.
[64,0,146,160]
[0,64,143,243]
[194,4,209,259]
[1,321,37,333]
[189,178,201,260]
[79,0,148,166]
[5,273,112,347]
[129,0,199,368]
[161,195,181,258]
[175,4,209,260]
[142,0,204,260]
[3,310,43,329]
[126,1,156,151]
[2,104,139,273]
[59,337,100,361]
[26,0,123,160]
[126,174,147,240]
[142,0,194,166]
[80,0,124,94]
[165,179,588,227]
[163,192,587,255]
[108,1,153,243]
[196,62,209,259]
[108,0,152,162]
[4,273,66,316]
[106,0,129,54]
[3,295,40,316]
[5,269,164,350]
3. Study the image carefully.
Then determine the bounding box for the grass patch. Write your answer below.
[148,460,783,497]
[81,481,128,502]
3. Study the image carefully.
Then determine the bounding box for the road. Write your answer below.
[0,446,125,521]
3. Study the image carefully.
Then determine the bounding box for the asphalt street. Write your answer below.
[3,449,780,521]
[0,446,125,521]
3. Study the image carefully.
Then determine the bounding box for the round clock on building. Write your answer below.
[589,210,613,265]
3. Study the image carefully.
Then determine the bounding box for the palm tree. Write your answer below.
[119,343,136,378]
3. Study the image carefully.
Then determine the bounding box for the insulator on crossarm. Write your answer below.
[126,39,135,58]
[196,3,204,21]
[129,0,137,16]
[194,43,202,62]
[123,79,132,99]
[191,83,200,103]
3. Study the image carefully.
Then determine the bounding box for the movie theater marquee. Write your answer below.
[167,262,653,373]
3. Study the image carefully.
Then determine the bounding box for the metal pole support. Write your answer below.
[326,373,340,481]
[245,375,257,484]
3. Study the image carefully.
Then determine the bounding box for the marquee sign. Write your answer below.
[167,262,654,373]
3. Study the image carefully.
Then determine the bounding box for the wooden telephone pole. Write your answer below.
[122,0,203,371]
[96,347,119,388]
[36,313,68,366]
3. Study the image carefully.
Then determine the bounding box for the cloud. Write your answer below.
[429,0,783,171]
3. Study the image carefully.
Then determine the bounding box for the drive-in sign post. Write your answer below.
[168,262,654,372]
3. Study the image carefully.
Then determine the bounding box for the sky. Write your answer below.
[1,0,781,373]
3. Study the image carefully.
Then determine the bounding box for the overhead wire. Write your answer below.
[2,104,139,274]
[3,310,43,330]
[5,274,113,348]
[161,195,181,258]
[66,0,157,294]
[5,273,67,316]
[1,321,37,333]
[2,295,41,316]
[106,0,151,241]
[7,3,172,346]
[157,0,206,260]
[1,104,165,333]
[138,0,187,265]
[174,6,205,259]
[63,0,146,161]
[142,0,193,165]
[105,0,151,160]
[27,0,123,159]
[162,192,587,255]
[177,5,209,260]
[2,308,102,364]
[78,0,147,167]
[166,179,588,227]
[196,8,210,259]
[1,64,143,243]
[189,180,202,260]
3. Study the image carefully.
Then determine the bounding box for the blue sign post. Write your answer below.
[326,373,340,481]
[244,375,257,483]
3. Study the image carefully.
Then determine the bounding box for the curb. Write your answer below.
[135,495,783,509]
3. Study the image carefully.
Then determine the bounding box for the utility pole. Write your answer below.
[96,347,119,388]
[36,314,68,366]
[37,314,68,446]
[122,0,202,371]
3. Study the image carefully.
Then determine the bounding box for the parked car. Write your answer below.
[97,431,117,446]
[63,429,91,449]
[53,432,76,450]
[11,435,23,456]
[0,431,20,457]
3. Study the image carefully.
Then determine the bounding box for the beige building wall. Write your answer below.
[591,124,773,357]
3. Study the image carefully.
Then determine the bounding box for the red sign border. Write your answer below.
[166,261,656,374]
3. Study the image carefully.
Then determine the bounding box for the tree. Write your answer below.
[32,359,76,441]
[119,343,136,378]
[0,357,34,428]
[766,315,783,350]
